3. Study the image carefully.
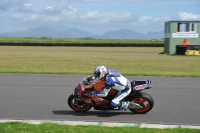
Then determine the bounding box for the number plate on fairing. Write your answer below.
[135,84,149,90]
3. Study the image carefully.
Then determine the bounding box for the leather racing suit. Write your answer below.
[90,69,131,109]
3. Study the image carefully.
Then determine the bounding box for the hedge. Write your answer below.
[0,42,164,47]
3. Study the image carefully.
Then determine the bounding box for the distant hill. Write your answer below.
[146,31,164,40]
[0,25,164,40]
[99,29,148,40]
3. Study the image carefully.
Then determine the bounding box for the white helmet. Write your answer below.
[93,66,108,79]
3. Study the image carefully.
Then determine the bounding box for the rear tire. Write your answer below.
[129,92,154,114]
[68,94,92,112]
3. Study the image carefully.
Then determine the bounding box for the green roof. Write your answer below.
[166,20,200,23]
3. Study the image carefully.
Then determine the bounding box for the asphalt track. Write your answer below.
[0,74,200,126]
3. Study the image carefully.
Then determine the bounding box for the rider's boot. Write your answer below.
[111,101,130,110]
[120,101,130,110]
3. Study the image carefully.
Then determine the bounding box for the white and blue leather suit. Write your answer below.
[91,69,131,108]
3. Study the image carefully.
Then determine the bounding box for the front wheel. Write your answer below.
[129,92,154,114]
[68,94,92,112]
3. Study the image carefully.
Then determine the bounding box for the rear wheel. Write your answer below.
[68,94,92,112]
[129,92,154,114]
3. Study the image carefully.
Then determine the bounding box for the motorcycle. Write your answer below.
[68,77,154,114]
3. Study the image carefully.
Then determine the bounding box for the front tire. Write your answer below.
[129,92,154,114]
[68,94,92,112]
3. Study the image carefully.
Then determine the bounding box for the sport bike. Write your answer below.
[68,77,154,114]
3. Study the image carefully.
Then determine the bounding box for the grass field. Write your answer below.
[0,46,200,77]
[0,122,199,133]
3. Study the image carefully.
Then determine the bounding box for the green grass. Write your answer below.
[0,46,200,77]
[0,122,199,133]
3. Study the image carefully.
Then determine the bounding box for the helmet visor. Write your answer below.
[94,71,100,79]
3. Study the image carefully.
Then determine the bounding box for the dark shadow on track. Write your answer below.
[52,110,135,117]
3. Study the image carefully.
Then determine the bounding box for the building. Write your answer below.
[164,21,200,54]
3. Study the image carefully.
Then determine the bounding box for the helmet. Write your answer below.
[93,66,108,79]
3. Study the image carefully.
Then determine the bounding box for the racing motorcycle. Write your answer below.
[68,77,154,114]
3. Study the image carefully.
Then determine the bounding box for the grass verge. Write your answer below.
[0,46,200,77]
[0,122,199,133]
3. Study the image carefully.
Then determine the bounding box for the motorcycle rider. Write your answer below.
[87,65,131,110]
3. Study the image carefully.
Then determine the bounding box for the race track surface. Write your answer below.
[0,74,200,126]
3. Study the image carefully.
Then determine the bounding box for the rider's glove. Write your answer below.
[89,91,99,97]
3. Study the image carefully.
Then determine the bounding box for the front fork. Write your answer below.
[72,92,93,106]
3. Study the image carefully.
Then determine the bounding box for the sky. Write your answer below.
[0,0,200,35]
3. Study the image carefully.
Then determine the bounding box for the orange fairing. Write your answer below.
[95,99,109,106]
[93,80,105,92]
[81,80,105,91]
[81,96,99,102]
[80,80,105,102]
[82,84,93,90]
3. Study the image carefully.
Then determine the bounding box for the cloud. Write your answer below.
[178,12,200,20]
[0,0,199,35]
[4,0,77,23]
[62,5,77,16]
[12,13,39,21]
[137,15,152,23]
[24,3,33,7]
[131,15,166,27]
[74,0,200,4]
[0,0,26,11]
[80,11,101,19]
[45,7,54,10]
[80,11,131,24]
